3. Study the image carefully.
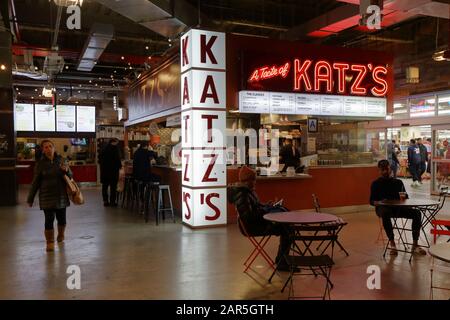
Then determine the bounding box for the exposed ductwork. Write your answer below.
[283,0,449,40]
[93,0,214,38]
[77,23,114,72]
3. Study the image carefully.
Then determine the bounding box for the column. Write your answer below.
[0,30,17,205]
[180,29,227,228]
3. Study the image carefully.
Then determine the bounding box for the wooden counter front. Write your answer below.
[153,165,379,225]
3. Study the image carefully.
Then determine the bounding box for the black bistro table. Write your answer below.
[264,211,340,284]
[376,198,441,260]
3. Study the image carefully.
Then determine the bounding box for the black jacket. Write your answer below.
[369,177,406,206]
[280,144,301,171]
[227,183,280,236]
[27,154,72,210]
[418,144,428,162]
[133,147,157,181]
[99,144,122,183]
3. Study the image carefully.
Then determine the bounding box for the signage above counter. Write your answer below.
[239,90,386,118]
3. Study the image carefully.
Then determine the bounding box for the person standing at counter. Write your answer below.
[133,143,160,183]
[227,166,291,271]
[27,140,72,252]
[99,138,122,206]
[280,137,300,172]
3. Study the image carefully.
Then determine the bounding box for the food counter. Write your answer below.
[150,165,378,224]
[16,160,97,184]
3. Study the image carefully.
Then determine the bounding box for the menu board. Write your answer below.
[296,94,321,115]
[76,106,96,132]
[15,103,34,131]
[239,90,386,117]
[35,104,55,132]
[238,91,270,113]
[56,105,76,132]
[270,92,295,114]
[321,95,344,115]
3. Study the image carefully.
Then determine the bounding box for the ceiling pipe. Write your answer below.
[9,0,20,42]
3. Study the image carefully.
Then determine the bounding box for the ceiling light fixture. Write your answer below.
[432,50,450,62]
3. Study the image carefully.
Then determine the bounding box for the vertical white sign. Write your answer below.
[181,29,227,228]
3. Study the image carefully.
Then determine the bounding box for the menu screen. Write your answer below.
[35,104,56,131]
[239,90,386,118]
[76,106,96,132]
[15,103,34,131]
[56,105,76,132]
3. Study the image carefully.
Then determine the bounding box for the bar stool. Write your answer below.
[121,176,133,208]
[156,185,175,224]
[143,181,160,223]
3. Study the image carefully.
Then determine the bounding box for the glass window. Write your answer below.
[438,94,450,115]
[392,100,408,119]
[409,96,435,118]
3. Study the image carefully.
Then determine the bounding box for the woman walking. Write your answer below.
[27,140,72,252]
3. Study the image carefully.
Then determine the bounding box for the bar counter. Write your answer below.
[152,164,379,224]
[16,160,97,184]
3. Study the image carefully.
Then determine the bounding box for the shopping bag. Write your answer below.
[64,175,85,205]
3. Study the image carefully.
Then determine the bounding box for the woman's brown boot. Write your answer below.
[57,225,65,243]
[44,229,55,252]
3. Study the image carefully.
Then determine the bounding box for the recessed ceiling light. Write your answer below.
[95,83,98,86]
[34,66,38,70]
[65,66,69,69]
[15,87,19,91]
[34,88,38,92]
[1,64,6,70]
[128,62,131,66]
[114,70,117,73]
[59,93,61,96]
[145,46,149,50]
[31,97,34,99]
[78,90,81,93]
[79,84,82,87]
[121,56,125,60]
[148,56,152,60]
[18,92,21,95]
[89,80,92,83]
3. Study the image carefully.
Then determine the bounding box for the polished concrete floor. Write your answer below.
[0,179,449,300]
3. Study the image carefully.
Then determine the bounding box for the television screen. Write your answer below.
[77,106,95,132]
[35,104,55,132]
[70,138,87,146]
[15,103,34,131]
[56,105,76,132]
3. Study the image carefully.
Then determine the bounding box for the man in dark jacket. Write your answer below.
[279,138,301,172]
[407,139,421,187]
[370,160,426,255]
[227,166,291,270]
[99,138,122,206]
[133,144,160,182]
[416,138,428,184]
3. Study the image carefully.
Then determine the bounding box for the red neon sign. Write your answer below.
[248,62,290,82]
[250,58,389,97]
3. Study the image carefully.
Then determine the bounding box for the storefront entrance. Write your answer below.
[431,126,450,194]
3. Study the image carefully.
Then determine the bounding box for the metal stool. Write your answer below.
[143,181,160,223]
[156,185,175,224]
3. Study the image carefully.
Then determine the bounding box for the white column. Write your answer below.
[180,29,227,228]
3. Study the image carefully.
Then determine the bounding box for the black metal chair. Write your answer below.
[283,223,338,300]
[312,194,349,256]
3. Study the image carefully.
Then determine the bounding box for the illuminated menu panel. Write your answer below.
[56,105,76,132]
[76,106,95,132]
[239,90,386,117]
[35,104,55,132]
[15,103,34,131]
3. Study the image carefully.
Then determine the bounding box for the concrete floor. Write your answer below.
[0,179,449,300]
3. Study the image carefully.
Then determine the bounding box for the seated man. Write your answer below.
[227,166,291,270]
[370,160,426,255]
